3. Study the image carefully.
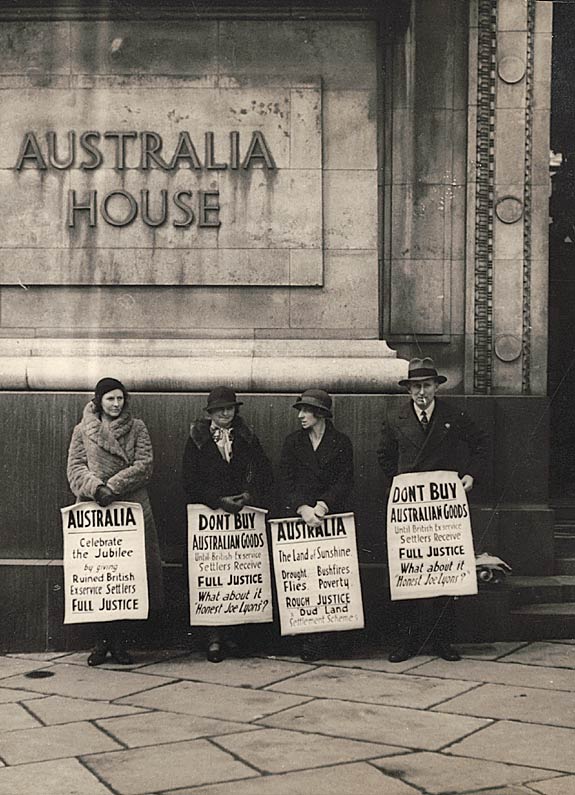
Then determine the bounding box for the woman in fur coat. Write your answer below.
[182,386,273,662]
[67,377,163,666]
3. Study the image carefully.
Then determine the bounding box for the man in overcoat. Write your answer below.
[378,357,488,662]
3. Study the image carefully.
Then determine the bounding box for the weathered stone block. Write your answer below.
[323,90,377,170]
[218,21,376,91]
[0,286,290,330]
[389,259,448,336]
[494,109,527,185]
[3,83,323,285]
[323,170,377,249]
[493,216,525,262]
[70,21,219,76]
[498,0,528,32]
[0,22,70,75]
[391,184,449,261]
[289,250,378,330]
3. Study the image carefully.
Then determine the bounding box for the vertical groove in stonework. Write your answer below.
[522,0,535,395]
[473,0,497,394]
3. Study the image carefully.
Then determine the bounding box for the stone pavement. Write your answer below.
[0,641,575,794]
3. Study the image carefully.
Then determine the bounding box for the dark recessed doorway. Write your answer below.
[549,2,575,502]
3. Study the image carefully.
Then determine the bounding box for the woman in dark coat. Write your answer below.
[182,386,273,662]
[279,388,354,661]
[67,377,164,666]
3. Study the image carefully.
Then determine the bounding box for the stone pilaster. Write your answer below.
[466,0,551,395]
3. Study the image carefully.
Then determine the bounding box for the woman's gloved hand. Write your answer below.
[298,504,322,527]
[95,485,116,507]
[313,501,328,520]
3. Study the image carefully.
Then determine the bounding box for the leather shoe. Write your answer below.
[87,645,109,667]
[111,646,134,665]
[207,642,224,663]
[388,644,414,663]
[433,644,461,662]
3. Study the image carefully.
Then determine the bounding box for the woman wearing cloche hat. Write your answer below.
[279,388,354,661]
[182,386,273,662]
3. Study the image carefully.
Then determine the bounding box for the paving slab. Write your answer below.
[410,658,575,691]
[259,697,490,750]
[468,788,542,795]
[446,720,575,773]
[372,750,555,793]
[312,655,435,673]
[0,721,121,764]
[0,757,112,794]
[98,710,260,747]
[529,775,575,794]
[501,641,575,669]
[25,694,147,725]
[267,665,476,709]
[3,663,175,701]
[7,652,73,661]
[0,657,53,680]
[214,727,400,773]
[118,679,311,722]
[0,688,46,704]
[432,682,575,728]
[0,702,42,732]
[138,654,314,687]
[170,760,420,795]
[85,737,256,795]
[457,642,528,660]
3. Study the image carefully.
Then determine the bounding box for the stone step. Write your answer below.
[509,602,575,640]
[507,575,575,606]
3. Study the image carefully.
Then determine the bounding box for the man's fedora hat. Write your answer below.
[205,386,243,412]
[398,357,447,387]
[292,388,333,418]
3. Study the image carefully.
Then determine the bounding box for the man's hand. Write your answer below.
[298,504,322,527]
[219,495,244,514]
[460,474,474,493]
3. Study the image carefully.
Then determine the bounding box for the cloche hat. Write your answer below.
[94,377,127,401]
[292,388,333,418]
[398,357,447,387]
[205,386,243,412]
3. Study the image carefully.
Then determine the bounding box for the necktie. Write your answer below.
[420,410,429,431]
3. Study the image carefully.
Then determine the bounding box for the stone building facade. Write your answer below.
[0,0,559,649]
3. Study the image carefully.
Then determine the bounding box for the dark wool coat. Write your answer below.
[279,421,354,515]
[67,402,164,609]
[182,416,273,510]
[378,398,488,646]
[377,398,488,483]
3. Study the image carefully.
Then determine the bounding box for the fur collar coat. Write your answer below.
[66,401,163,608]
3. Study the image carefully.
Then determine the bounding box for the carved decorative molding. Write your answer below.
[473,0,497,394]
[522,0,536,395]
[0,0,410,24]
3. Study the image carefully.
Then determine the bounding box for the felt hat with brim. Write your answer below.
[205,386,243,412]
[398,357,447,387]
[292,388,333,418]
